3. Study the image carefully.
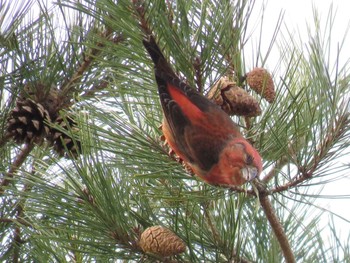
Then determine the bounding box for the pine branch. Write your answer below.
[12,226,21,263]
[59,28,123,107]
[193,56,203,93]
[0,133,12,148]
[8,168,34,263]
[202,202,255,262]
[254,180,295,263]
[271,113,349,194]
[0,143,35,195]
[261,156,289,183]
[132,0,153,36]
[79,77,110,99]
[228,185,255,196]
[228,255,253,263]
[0,218,31,227]
[12,200,25,262]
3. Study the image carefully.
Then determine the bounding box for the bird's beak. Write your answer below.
[241,166,258,181]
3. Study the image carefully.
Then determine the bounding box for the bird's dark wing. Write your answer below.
[143,36,230,171]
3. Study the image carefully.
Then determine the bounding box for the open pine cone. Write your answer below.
[20,83,60,119]
[49,115,81,158]
[6,99,51,144]
[208,76,261,117]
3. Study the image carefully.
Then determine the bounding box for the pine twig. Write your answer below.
[202,201,221,245]
[228,185,255,196]
[0,218,31,226]
[271,170,312,194]
[59,28,123,107]
[244,116,251,131]
[80,77,110,99]
[0,133,12,148]
[132,0,153,35]
[13,206,24,262]
[0,143,35,195]
[12,172,33,263]
[261,156,289,183]
[193,56,203,93]
[253,180,295,263]
[224,53,236,80]
[12,226,21,263]
[60,28,112,95]
[271,113,349,194]
[202,202,255,263]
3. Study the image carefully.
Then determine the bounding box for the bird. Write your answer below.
[143,36,262,186]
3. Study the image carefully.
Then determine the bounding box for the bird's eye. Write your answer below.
[246,154,254,165]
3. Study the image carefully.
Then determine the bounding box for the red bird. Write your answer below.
[143,36,262,186]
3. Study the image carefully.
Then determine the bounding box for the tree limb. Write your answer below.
[59,29,124,108]
[0,143,35,195]
[0,133,12,148]
[254,180,295,263]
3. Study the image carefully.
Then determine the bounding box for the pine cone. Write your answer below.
[139,225,186,257]
[6,99,51,144]
[49,115,81,158]
[20,83,61,119]
[246,67,275,103]
[208,76,261,117]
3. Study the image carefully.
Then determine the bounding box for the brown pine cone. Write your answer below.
[49,115,81,158]
[208,76,261,117]
[246,67,275,103]
[6,99,51,144]
[139,225,186,257]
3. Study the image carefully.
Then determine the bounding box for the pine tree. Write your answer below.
[1,0,349,262]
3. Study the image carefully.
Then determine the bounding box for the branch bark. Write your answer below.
[254,180,295,263]
[0,133,12,148]
[261,156,289,184]
[59,29,124,109]
[0,143,35,195]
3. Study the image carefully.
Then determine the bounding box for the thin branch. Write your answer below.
[193,56,203,93]
[0,218,32,227]
[261,156,289,183]
[271,171,309,194]
[60,28,112,95]
[0,143,35,195]
[202,202,255,263]
[271,113,349,194]
[11,168,34,263]
[80,77,110,99]
[132,0,153,35]
[59,29,123,108]
[224,53,236,80]
[228,185,255,196]
[254,180,295,263]
[0,132,12,148]
[202,201,221,245]
[12,226,21,263]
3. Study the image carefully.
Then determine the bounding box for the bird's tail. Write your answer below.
[142,35,176,78]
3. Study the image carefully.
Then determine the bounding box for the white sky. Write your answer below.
[257,0,350,244]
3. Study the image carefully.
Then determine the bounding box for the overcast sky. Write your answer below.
[258,0,350,243]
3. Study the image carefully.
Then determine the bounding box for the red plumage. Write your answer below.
[143,36,262,186]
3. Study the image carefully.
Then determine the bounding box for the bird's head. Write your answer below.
[212,138,262,186]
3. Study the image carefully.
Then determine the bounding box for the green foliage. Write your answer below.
[0,0,349,262]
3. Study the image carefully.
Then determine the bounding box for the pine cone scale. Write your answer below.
[6,99,51,144]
